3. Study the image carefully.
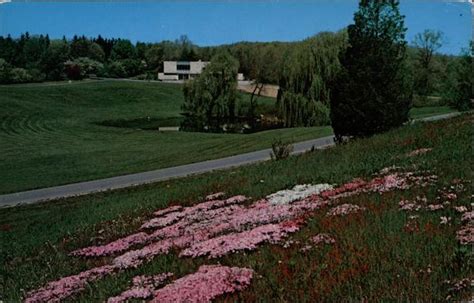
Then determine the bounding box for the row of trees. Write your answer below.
[0,34,201,83]
[1,28,462,90]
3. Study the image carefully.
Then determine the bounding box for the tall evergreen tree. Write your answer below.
[330,0,410,141]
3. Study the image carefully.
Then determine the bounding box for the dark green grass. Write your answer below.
[0,114,472,302]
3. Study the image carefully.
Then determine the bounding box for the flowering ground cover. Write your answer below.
[1,114,472,302]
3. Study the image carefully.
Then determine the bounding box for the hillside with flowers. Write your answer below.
[1,113,472,302]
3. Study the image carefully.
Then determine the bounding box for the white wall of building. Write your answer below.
[190,61,209,74]
[163,61,177,74]
[158,73,179,81]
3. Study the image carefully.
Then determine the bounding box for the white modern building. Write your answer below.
[158,60,244,81]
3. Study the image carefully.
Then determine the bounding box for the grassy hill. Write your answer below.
[0,80,455,193]
[1,114,471,302]
[0,80,331,193]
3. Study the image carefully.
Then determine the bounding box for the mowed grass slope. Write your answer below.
[0,80,331,194]
[0,114,472,302]
[0,80,456,194]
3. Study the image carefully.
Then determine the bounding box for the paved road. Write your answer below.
[0,112,462,207]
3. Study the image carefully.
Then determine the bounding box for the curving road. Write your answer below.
[0,112,461,207]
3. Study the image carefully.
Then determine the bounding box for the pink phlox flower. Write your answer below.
[107,273,173,303]
[299,245,313,252]
[29,172,440,302]
[180,221,300,259]
[461,211,474,224]
[456,226,474,245]
[444,193,457,200]
[440,216,451,225]
[327,204,365,216]
[454,206,468,213]
[70,232,150,257]
[141,211,186,229]
[378,174,408,192]
[24,265,114,303]
[150,265,253,303]
[113,240,173,269]
[132,272,174,288]
[427,204,444,211]
[310,233,336,246]
[399,200,421,211]
[153,205,183,217]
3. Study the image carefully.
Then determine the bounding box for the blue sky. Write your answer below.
[0,0,471,54]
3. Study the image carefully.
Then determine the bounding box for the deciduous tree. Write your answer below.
[181,52,239,132]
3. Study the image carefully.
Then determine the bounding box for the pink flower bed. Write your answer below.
[25,265,114,303]
[326,204,365,216]
[107,272,173,303]
[310,233,336,246]
[70,232,150,257]
[150,265,253,303]
[456,226,474,245]
[180,220,300,258]
[27,171,436,302]
[399,200,422,211]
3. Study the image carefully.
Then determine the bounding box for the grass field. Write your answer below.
[0,80,456,194]
[0,114,471,302]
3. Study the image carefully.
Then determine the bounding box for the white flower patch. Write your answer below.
[266,184,333,205]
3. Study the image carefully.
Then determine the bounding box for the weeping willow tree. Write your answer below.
[277,31,347,127]
[181,51,239,132]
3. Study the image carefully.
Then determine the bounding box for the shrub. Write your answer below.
[121,59,144,77]
[106,61,127,78]
[64,63,82,80]
[0,58,12,83]
[28,68,46,82]
[64,57,103,80]
[9,68,32,83]
[270,139,294,161]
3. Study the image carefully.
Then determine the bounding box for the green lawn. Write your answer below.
[0,80,330,194]
[0,114,471,302]
[409,106,457,119]
[0,80,456,194]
